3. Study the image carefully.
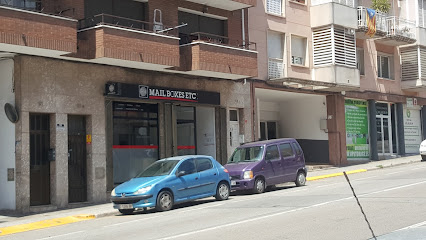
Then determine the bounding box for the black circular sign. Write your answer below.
[4,103,19,123]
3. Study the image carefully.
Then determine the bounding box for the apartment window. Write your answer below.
[420,0,426,28]
[357,48,365,75]
[267,0,282,16]
[377,54,394,79]
[289,0,306,4]
[268,31,284,79]
[291,35,307,66]
[3,0,41,10]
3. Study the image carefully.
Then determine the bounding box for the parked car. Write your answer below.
[420,140,426,160]
[224,138,307,194]
[111,155,230,214]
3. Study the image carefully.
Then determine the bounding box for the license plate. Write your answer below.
[231,180,236,186]
[118,204,133,209]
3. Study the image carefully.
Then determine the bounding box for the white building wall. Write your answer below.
[0,59,16,210]
[259,101,280,121]
[279,96,328,140]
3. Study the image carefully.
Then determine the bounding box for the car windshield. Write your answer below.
[135,160,180,177]
[228,146,264,163]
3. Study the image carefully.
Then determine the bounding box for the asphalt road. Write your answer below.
[5,162,426,240]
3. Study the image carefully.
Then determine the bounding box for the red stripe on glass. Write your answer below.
[177,146,196,150]
[113,145,159,149]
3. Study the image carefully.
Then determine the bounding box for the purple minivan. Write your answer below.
[224,138,307,193]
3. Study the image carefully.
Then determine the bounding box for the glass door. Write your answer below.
[175,106,196,156]
[375,103,393,155]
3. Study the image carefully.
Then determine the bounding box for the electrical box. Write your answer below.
[320,119,328,132]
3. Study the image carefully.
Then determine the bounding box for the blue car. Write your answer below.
[111,155,231,214]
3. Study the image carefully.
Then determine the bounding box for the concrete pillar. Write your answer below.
[396,103,405,156]
[15,111,30,212]
[326,95,347,166]
[368,100,379,161]
[53,113,68,207]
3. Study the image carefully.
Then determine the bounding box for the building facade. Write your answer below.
[0,0,257,212]
[249,0,426,165]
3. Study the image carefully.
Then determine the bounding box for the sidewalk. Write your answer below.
[0,154,423,236]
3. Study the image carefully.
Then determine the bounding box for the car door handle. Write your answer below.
[214,173,217,175]
[195,177,199,180]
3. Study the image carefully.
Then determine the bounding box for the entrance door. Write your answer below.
[229,109,240,156]
[376,103,393,155]
[30,114,50,206]
[174,106,196,156]
[68,115,87,203]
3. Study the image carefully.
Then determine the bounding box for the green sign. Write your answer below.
[345,99,369,159]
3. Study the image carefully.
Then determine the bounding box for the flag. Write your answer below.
[366,8,376,37]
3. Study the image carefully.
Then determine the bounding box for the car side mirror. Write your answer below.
[176,171,186,177]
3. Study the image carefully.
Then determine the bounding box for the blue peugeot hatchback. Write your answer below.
[111,155,231,214]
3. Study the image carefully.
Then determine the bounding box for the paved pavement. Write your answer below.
[0,154,423,236]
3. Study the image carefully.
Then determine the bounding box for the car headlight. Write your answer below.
[111,189,116,197]
[133,185,153,195]
[243,171,253,179]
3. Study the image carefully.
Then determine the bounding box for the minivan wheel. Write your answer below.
[422,155,426,161]
[295,171,306,187]
[253,178,265,194]
[215,182,230,200]
[156,190,173,212]
[118,209,134,215]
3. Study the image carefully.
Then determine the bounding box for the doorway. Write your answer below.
[375,103,394,155]
[30,114,51,206]
[68,115,87,203]
[174,106,196,156]
[260,121,277,140]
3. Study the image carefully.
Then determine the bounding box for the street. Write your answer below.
[4,162,426,240]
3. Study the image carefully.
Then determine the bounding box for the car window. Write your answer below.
[265,145,280,160]
[292,142,302,155]
[279,143,294,157]
[177,159,196,175]
[196,158,213,172]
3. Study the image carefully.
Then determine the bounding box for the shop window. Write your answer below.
[377,54,394,79]
[291,35,307,66]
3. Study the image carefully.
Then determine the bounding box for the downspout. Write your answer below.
[242,8,245,46]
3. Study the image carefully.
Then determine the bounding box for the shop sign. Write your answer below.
[105,82,220,105]
[403,106,421,154]
[345,99,369,160]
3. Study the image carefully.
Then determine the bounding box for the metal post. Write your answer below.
[396,103,405,156]
[368,100,378,161]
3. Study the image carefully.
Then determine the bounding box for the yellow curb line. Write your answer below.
[0,214,95,237]
[307,169,367,181]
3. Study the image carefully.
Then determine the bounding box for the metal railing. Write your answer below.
[78,14,179,37]
[357,6,387,33]
[268,58,285,79]
[311,0,356,7]
[386,16,416,39]
[180,32,257,51]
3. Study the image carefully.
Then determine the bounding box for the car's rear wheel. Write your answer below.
[156,190,173,212]
[422,155,426,161]
[253,178,265,194]
[118,209,134,215]
[295,171,306,187]
[215,182,230,200]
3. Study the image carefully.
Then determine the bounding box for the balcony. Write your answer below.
[179,32,258,79]
[75,14,180,71]
[357,6,416,46]
[0,4,77,57]
[311,0,358,29]
[400,46,426,91]
[184,0,256,11]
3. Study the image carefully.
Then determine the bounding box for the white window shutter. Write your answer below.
[267,0,282,16]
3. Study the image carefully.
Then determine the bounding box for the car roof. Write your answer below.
[159,155,214,161]
[240,138,295,147]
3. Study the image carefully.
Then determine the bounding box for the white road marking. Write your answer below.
[157,180,426,240]
[396,220,426,231]
[36,231,84,240]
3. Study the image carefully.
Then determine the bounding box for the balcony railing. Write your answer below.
[268,58,285,79]
[78,14,179,37]
[386,17,416,39]
[357,6,387,34]
[180,32,257,51]
[311,0,355,7]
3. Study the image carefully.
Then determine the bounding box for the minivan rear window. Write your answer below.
[228,146,264,163]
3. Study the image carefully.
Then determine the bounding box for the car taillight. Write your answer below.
[224,169,229,173]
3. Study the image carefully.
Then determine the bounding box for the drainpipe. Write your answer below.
[242,8,245,47]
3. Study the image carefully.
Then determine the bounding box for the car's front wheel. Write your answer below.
[253,178,265,194]
[215,182,230,200]
[156,190,173,212]
[118,209,134,215]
